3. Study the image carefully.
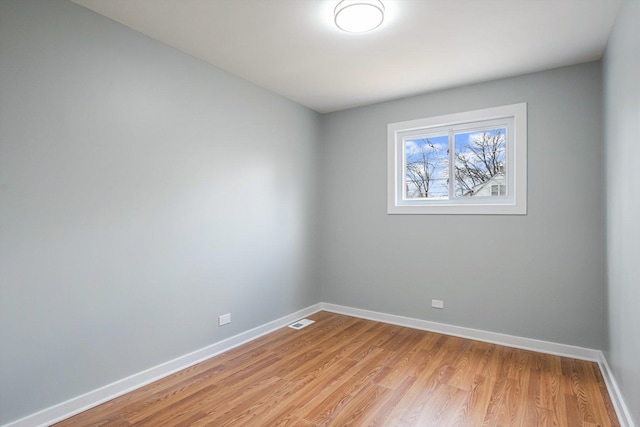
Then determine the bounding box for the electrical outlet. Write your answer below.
[431,299,444,309]
[218,313,231,326]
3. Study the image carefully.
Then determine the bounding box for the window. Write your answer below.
[387,103,527,214]
[491,184,506,197]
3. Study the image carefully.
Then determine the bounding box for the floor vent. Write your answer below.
[288,318,315,330]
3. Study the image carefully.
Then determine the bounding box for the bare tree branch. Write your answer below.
[454,131,505,196]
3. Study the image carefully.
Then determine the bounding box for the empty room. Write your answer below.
[0,0,638,426]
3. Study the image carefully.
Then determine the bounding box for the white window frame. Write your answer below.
[387,103,527,215]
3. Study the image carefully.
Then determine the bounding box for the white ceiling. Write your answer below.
[71,0,621,113]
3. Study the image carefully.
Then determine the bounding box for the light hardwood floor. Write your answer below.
[56,311,619,426]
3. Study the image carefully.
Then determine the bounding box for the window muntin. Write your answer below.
[388,103,526,215]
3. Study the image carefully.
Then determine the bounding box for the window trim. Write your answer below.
[387,103,527,215]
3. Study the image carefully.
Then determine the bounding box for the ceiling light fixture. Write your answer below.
[334,0,385,33]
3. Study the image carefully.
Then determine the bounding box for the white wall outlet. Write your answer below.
[431,299,444,309]
[218,313,231,326]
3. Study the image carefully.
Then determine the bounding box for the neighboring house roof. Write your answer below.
[464,173,505,196]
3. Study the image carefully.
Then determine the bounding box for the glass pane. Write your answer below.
[404,135,449,199]
[454,128,507,197]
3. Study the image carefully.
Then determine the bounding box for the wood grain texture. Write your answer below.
[55,312,619,426]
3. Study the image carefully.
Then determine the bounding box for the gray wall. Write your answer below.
[603,0,640,424]
[0,0,319,423]
[319,62,606,350]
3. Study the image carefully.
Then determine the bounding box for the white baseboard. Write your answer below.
[4,302,633,427]
[320,303,602,360]
[3,304,322,427]
[597,353,636,427]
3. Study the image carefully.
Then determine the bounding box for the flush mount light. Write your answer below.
[334,0,385,33]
